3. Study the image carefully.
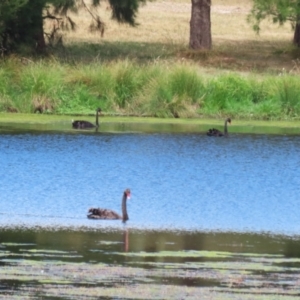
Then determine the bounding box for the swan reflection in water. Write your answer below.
[207,118,231,137]
[123,229,129,252]
[87,189,131,223]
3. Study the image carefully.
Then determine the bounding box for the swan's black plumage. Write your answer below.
[207,118,231,137]
[87,189,131,222]
[72,108,101,129]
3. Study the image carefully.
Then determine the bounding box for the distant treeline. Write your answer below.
[1,58,300,120]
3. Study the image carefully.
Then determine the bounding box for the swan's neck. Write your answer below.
[122,193,128,222]
[96,111,99,127]
[224,120,229,135]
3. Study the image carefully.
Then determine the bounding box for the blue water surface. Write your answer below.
[0,132,299,234]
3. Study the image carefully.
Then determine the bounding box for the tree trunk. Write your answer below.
[34,17,46,53]
[293,22,300,47]
[189,0,211,50]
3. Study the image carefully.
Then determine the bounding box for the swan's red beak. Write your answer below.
[125,189,131,200]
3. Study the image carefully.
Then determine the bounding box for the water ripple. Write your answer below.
[0,132,299,234]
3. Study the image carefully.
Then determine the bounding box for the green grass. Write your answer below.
[1,58,300,120]
[52,41,177,64]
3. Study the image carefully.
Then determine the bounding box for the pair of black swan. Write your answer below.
[72,108,101,129]
[207,118,231,137]
[88,189,131,222]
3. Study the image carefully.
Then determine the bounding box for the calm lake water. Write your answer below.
[0,123,300,299]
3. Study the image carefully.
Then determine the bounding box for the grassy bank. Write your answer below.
[1,0,300,121]
[1,59,300,120]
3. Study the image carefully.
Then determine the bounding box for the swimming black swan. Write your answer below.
[72,108,101,129]
[207,118,231,137]
[87,189,131,222]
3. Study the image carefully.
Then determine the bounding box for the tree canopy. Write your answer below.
[0,0,28,53]
[0,0,146,54]
[249,0,300,47]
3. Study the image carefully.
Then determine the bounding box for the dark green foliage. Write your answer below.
[0,0,28,26]
[0,0,145,54]
[0,0,28,52]
[109,0,146,25]
[2,0,51,53]
[249,0,300,46]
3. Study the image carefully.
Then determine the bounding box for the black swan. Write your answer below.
[207,118,231,137]
[72,108,101,129]
[87,189,131,222]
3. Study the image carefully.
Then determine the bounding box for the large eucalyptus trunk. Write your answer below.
[189,0,212,50]
[33,17,46,53]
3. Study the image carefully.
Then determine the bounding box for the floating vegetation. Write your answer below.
[0,228,300,299]
[1,243,36,247]
[20,249,71,253]
[1,246,300,299]
[97,240,123,245]
[113,250,234,258]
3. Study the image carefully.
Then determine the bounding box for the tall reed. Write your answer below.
[274,77,300,118]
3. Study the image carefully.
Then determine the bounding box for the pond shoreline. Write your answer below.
[1,113,300,135]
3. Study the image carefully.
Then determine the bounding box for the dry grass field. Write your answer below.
[47,0,300,74]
